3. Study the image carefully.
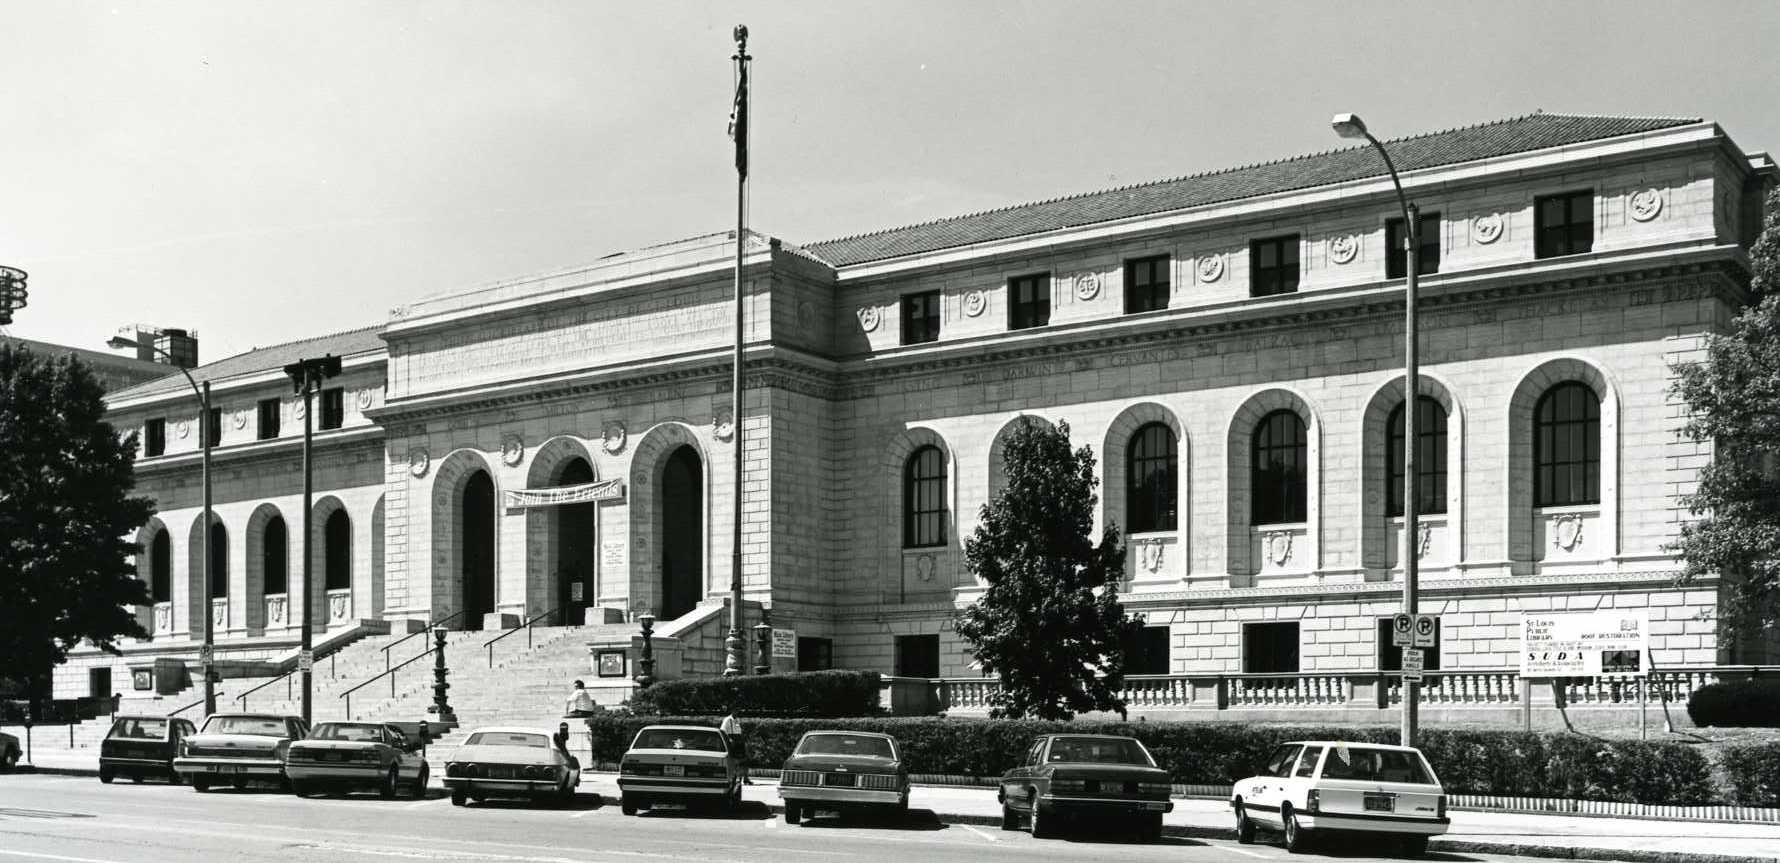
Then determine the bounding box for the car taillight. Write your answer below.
[1436,795,1446,818]
[1050,779,1086,793]
[1138,782,1172,796]
[621,760,639,775]
[1306,790,1320,813]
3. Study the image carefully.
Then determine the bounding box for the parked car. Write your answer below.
[778,730,910,824]
[997,734,1173,841]
[0,729,19,771]
[99,715,196,784]
[443,726,579,807]
[286,721,429,799]
[617,724,743,815]
[172,712,308,792]
[1230,740,1448,856]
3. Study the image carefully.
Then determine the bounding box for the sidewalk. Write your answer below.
[12,748,1779,863]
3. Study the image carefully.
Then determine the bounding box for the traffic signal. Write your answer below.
[0,266,27,326]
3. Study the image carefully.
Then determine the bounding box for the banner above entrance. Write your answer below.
[503,479,626,509]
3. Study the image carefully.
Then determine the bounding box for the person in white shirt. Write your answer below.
[565,680,596,718]
[720,710,751,785]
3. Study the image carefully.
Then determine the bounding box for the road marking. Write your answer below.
[960,824,1000,843]
[0,851,129,863]
[1224,847,1275,859]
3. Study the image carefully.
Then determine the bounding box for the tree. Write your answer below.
[1670,186,1780,640]
[0,343,155,702]
[954,417,1143,720]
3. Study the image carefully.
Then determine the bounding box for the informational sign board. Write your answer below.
[771,628,798,659]
[1521,611,1647,678]
[570,582,584,602]
[297,650,314,673]
[1392,614,1413,647]
[1413,614,1439,648]
[197,644,213,666]
[1401,648,1425,681]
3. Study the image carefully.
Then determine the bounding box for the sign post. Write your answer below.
[1520,611,1648,734]
[1391,614,1412,648]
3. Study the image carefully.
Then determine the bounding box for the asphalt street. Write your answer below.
[0,773,1558,863]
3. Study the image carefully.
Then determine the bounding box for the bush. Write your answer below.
[624,671,881,718]
[1722,742,1780,806]
[583,715,1716,805]
[1688,679,1780,728]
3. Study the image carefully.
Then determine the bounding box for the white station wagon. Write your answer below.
[1230,740,1448,856]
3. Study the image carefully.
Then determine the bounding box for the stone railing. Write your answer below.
[916,666,1772,715]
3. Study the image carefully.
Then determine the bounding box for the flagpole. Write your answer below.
[723,24,750,678]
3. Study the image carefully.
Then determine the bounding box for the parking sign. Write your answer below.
[1413,614,1439,647]
[1392,614,1413,647]
[1401,648,1425,681]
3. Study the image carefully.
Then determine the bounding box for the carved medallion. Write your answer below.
[1551,513,1585,551]
[500,435,525,467]
[230,409,247,430]
[1471,213,1505,245]
[1329,234,1360,265]
[713,409,735,442]
[1073,272,1102,301]
[602,421,627,455]
[857,306,882,332]
[176,420,190,440]
[962,290,987,317]
[1263,530,1294,566]
[329,592,350,621]
[356,389,374,410]
[1196,254,1224,283]
[915,554,936,583]
[294,400,306,420]
[154,604,172,633]
[1629,188,1663,222]
[408,448,431,478]
[1416,521,1433,559]
[1138,540,1165,574]
[267,595,286,625]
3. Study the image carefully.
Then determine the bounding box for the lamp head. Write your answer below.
[107,336,140,350]
[1331,112,1370,141]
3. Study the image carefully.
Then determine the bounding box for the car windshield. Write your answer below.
[796,734,895,759]
[201,716,288,737]
[1046,737,1155,766]
[1319,746,1435,785]
[109,718,169,740]
[465,732,549,748]
[632,729,727,753]
[308,723,384,743]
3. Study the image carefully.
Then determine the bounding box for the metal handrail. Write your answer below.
[481,602,569,668]
[381,610,465,671]
[170,690,224,718]
[339,646,435,720]
[233,670,298,712]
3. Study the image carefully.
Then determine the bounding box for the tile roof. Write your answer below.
[805,112,1702,268]
[108,324,386,402]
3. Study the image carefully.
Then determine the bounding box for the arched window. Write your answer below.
[150,531,171,603]
[264,516,287,595]
[325,510,352,591]
[209,523,229,598]
[903,446,947,548]
[1387,397,1448,516]
[1127,423,1177,533]
[1251,410,1307,525]
[1534,382,1600,506]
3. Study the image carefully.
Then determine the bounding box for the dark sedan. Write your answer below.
[778,731,910,824]
[100,716,196,784]
[998,734,1174,841]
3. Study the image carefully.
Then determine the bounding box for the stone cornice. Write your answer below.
[132,426,386,477]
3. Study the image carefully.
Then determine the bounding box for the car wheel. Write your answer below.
[1141,812,1163,843]
[1234,799,1257,844]
[412,763,430,799]
[1029,800,1055,839]
[784,803,801,825]
[380,766,398,799]
[1283,806,1309,854]
[1402,835,1429,858]
[1000,801,1018,831]
[99,767,115,784]
[291,780,309,798]
[451,788,467,807]
[621,797,638,816]
[193,779,211,793]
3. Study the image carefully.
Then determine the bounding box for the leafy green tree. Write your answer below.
[0,343,155,702]
[1671,186,1780,639]
[954,417,1142,720]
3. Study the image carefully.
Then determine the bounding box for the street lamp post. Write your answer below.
[1332,113,1421,748]
[284,355,341,726]
[107,334,214,716]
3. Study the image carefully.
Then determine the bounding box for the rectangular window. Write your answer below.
[1535,190,1594,259]
[797,637,834,672]
[319,388,345,430]
[256,398,281,441]
[1124,255,1171,313]
[1385,212,1442,279]
[1249,235,1300,297]
[1007,273,1051,330]
[144,418,166,457]
[204,407,222,449]
[901,290,941,345]
[1121,625,1172,676]
[1295,745,1324,778]
[894,634,940,678]
[1242,622,1300,673]
[1376,618,1441,671]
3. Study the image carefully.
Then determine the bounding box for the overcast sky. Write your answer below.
[3,1,1777,363]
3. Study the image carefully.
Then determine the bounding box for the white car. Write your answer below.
[1230,740,1448,856]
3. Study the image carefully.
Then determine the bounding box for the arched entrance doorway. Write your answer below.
[462,470,496,630]
[659,445,703,621]
[555,458,596,624]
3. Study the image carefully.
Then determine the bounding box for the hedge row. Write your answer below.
[1688,680,1780,728]
[625,671,881,718]
[585,716,1720,805]
[1723,743,1780,807]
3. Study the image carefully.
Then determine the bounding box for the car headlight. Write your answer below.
[445,762,463,777]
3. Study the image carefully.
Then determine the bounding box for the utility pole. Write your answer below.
[723,24,751,677]
[285,355,340,725]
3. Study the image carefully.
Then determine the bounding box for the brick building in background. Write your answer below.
[63,113,1778,721]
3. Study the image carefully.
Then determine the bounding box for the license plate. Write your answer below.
[324,752,343,762]
[1143,801,1166,811]
[825,773,856,787]
[663,765,684,777]
[206,765,243,774]
[1364,794,1395,812]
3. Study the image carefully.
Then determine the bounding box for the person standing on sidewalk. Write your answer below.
[720,709,752,785]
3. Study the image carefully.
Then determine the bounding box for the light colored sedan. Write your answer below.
[286,721,429,799]
[618,725,743,815]
[173,713,308,792]
[444,726,579,807]
[1232,740,1448,856]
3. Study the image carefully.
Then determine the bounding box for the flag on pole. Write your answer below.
[729,28,749,180]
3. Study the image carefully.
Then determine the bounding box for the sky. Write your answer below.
[3,1,1778,363]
